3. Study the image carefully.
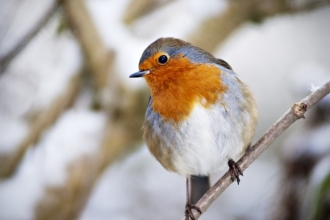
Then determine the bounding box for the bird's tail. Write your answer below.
[190,175,210,204]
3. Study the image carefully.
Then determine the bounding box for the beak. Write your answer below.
[129,70,150,78]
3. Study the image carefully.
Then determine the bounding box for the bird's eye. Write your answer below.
[158,55,168,64]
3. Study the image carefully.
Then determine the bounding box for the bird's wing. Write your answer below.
[215,58,232,70]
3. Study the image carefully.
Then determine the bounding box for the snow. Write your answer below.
[0,109,107,220]
[310,84,320,92]
[0,115,28,154]
[0,0,56,57]
[0,12,81,155]
[9,16,82,111]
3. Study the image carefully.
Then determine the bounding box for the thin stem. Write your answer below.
[181,81,330,220]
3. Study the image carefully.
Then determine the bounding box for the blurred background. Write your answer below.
[0,0,330,219]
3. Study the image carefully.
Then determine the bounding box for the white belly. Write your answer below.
[144,102,252,177]
[175,104,246,176]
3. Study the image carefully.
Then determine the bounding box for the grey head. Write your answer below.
[139,37,232,70]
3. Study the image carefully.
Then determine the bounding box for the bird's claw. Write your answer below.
[228,159,243,185]
[185,203,201,220]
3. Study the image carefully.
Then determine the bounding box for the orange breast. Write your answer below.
[141,54,228,122]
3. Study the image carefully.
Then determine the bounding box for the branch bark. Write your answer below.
[182,81,330,220]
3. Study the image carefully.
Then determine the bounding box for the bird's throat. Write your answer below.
[145,57,227,122]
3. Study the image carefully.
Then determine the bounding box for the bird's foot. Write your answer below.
[185,203,201,220]
[228,159,243,185]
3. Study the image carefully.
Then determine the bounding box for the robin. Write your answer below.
[130,37,258,219]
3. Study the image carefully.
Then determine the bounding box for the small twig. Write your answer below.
[182,81,330,220]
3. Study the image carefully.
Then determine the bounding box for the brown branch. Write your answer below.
[123,0,174,24]
[0,0,61,74]
[182,81,330,220]
[188,0,330,52]
[63,0,114,93]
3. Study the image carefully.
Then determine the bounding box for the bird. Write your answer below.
[129,37,258,220]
